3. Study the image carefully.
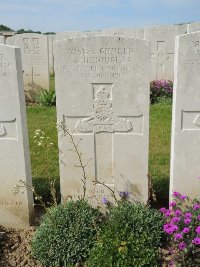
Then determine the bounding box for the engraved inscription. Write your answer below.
[61,46,144,79]
[0,125,6,136]
[75,86,133,133]
[0,54,11,77]
[23,38,40,54]
[194,114,200,127]
[0,54,9,68]
[181,111,200,130]
[194,41,200,54]
[0,119,17,140]
[151,41,173,79]
[0,201,23,206]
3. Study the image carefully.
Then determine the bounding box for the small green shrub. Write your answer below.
[37,88,56,106]
[150,80,173,105]
[87,202,164,267]
[32,200,103,267]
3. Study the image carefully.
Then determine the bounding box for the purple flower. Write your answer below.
[171,217,181,223]
[184,218,192,224]
[182,227,190,234]
[172,191,180,197]
[179,242,186,250]
[198,215,200,221]
[195,226,200,234]
[174,210,182,216]
[172,225,179,231]
[180,194,187,200]
[164,210,171,217]
[159,207,166,213]
[101,197,108,204]
[169,201,176,207]
[163,223,178,234]
[193,203,200,210]
[192,237,200,245]
[174,233,183,240]
[119,191,130,198]
[184,212,192,218]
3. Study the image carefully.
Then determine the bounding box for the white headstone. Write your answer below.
[55,36,150,206]
[101,28,144,39]
[170,32,200,198]
[0,36,5,44]
[55,30,103,41]
[56,28,144,42]
[0,44,33,228]
[47,35,55,75]
[188,22,200,33]
[7,33,49,92]
[144,24,187,81]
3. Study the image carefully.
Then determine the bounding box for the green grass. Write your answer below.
[26,104,172,204]
[149,104,172,202]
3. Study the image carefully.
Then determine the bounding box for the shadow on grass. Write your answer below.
[151,176,169,209]
[33,177,61,205]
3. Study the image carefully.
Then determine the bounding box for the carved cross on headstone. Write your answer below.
[151,41,173,79]
[25,67,40,90]
[64,84,143,185]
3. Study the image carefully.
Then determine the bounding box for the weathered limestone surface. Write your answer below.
[0,36,5,44]
[188,22,200,33]
[55,36,150,206]
[170,32,200,198]
[48,34,55,75]
[55,28,144,41]
[144,24,187,81]
[0,45,33,228]
[6,33,49,92]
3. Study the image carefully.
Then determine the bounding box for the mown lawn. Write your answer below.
[26,104,172,203]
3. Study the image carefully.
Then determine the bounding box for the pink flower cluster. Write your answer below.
[160,191,200,253]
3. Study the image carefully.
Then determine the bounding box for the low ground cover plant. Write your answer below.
[150,79,173,105]
[36,88,56,106]
[160,192,200,266]
[86,194,164,267]
[32,200,103,267]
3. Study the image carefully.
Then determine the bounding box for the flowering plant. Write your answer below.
[160,192,200,266]
[150,79,173,104]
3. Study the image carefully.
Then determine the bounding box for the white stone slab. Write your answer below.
[55,36,150,206]
[188,22,200,33]
[55,30,103,41]
[144,24,187,81]
[0,44,33,228]
[0,36,5,44]
[47,34,55,75]
[170,32,200,199]
[6,33,49,92]
[56,28,144,42]
[100,28,144,39]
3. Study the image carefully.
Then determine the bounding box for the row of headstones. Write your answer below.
[1,22,200,95]
[0,30,200,229]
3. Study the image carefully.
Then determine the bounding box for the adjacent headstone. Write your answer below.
[56,28,144,42]
[188,22,200,33]
[55,36,150,206]
[0,36,5,44]
[7,33,49,93]
[100,28,144,39]
[170,32,200,198]
[55,30,103,41]
[0,44,33,228]
[47,35,55,75]
[144,24,187,81]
